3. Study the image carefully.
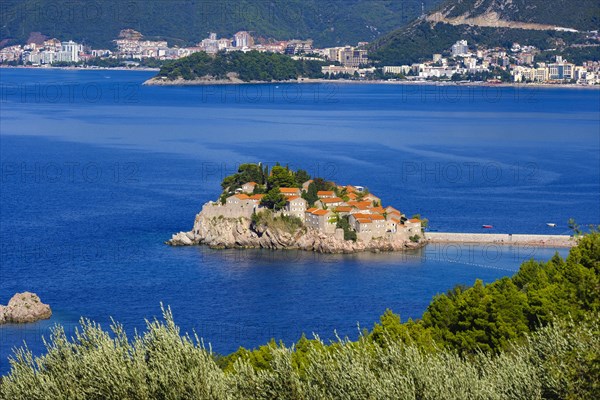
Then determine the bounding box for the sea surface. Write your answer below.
[0,69,598,374]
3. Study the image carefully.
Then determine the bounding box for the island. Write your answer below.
[168,163,424,253]
[0,292,52,324]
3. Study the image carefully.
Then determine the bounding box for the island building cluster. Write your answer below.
[199,180,422,243]
[3,29,598,86]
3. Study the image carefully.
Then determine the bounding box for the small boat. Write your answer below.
[482,225,493,229]
[546,223,557,227]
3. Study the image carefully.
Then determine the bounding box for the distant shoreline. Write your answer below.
[2,66,598,89]
[143,76,600,89]
[0,65,160,72]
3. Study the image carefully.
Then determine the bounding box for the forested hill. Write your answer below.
[370,0,600,65]
[0,0,443,48]
[153,51,325,82]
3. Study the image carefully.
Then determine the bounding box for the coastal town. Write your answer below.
[2,28,599,86]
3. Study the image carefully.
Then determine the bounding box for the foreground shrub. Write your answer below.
[1,312,598,399]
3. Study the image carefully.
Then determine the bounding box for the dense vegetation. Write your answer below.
[0,0,443,49]
[156,51,326,82]
[2,231,598,398]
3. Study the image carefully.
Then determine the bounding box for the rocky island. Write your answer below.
[168,163,424,253]
[0,292,52,324]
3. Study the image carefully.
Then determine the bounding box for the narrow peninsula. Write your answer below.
[168,163,424,253]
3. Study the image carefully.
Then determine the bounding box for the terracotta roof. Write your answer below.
[234,194,250,200]
[347,193,358,200]
[306,207,318,213]
[409,218,421,223]
[345,185,357,193]
[287,196,305,202]
[369,206,385,213]
[370,215,385,221]
[250,194,264,200]
[321,197,343,204]
[312,209,330,216]
[280,188,300,193]
[317,191,335,196]
[352,213,371,219]
[391,218,401,223]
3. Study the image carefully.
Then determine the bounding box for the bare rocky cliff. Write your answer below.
[167,208,422,254]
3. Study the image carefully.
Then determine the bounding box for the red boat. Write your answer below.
[482,225,493,229]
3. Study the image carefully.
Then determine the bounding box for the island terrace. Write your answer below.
[199,181,422,243]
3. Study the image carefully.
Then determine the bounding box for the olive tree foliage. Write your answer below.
[2,310,598,399]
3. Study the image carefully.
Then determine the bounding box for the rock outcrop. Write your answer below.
[0,292,52,324]
[167,207,423,254]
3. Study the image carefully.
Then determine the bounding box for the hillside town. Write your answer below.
[198,180,423,243]
[1,29,599,85]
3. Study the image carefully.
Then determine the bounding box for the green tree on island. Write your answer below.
[302,182,319,207]
[260,188,287,211]
[267,166,297,190]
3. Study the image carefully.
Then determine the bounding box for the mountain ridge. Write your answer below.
[0,0,443,49]
[370,0,600,65]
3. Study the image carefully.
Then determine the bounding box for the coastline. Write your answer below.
[1,66,597,89]
[143,75,600,89]
[0,65,160,72]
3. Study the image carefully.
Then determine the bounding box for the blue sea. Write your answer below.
[0,69,598,374]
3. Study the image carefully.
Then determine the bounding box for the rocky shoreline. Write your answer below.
[0,292,52,324]
[167,213,424,254]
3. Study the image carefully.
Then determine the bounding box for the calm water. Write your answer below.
[0,69,598,374]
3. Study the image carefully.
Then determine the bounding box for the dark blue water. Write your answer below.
[0,69,598,374]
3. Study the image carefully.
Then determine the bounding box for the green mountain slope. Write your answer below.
[0,0,443,48]
[370,0,600,65]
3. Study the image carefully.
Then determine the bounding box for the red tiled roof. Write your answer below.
[312,209,330,216]
[370,215,385,221]
[249,194,264,200]
[321,197,343,204]
[234,194,250,200]
[317,191,335,196]
[288,196,306,202]
[409,218,421,223]
[352,213,371,219]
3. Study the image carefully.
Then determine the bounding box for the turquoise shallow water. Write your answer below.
[0,69,598,374]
